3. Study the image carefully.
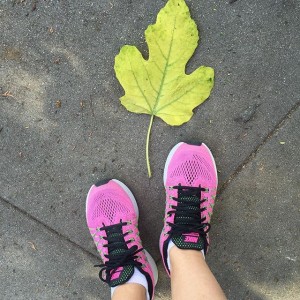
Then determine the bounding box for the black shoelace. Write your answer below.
[167,185,211,237]
[94,221,143,284]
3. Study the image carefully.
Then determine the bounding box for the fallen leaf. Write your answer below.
[115,0,214,177]
[1,91,14,98]
[28,241,37,251]
[55,100,62,108]
[80,100,85,108]
[65,278,72,287]
[279,141,285,145]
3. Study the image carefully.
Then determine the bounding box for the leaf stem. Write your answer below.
[146,115,154,178]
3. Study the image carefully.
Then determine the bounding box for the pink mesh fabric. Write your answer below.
[86,180,137,228]
[170,154,213,185]
[92,193,130,222]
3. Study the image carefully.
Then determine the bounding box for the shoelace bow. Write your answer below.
[94,221,143,284]
[167,185,211,237]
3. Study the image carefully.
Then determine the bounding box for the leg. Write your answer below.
[112,283,147,300]
[170,246,226,300]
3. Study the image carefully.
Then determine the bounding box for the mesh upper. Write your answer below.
[92,193,130,222]
[170,154,212,185]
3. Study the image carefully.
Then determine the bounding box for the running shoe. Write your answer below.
[159,142,218,275]
[86,179,158,299]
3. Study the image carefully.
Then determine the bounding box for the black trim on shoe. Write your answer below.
[163,236,172,275]
[95,179,111,187]
[184,141,202,146]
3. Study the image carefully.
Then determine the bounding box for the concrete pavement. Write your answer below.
[1,0,299,299]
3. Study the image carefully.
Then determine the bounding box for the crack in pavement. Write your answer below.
[218,100,300,195]
[0,195,99,260]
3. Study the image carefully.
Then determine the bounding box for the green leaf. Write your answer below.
[115,0,214,177]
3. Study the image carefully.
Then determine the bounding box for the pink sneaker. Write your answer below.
[159,142,218,276]
[86,179,158,299]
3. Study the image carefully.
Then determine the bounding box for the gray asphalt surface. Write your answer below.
[1,0,299,299]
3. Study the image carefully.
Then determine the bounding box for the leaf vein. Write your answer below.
[156,80,206,113]
[153,38,168,60]
[142,61,159,94]
[152,18,177,114]
[129,58,152,111]
[153,61,164,74]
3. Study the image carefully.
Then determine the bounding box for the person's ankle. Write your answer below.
[111,267,149,300]
[112,283,147,300]
[170,244,205,261]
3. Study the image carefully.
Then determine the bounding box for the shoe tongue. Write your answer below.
[107,232,134,287]
[172,194,205,251]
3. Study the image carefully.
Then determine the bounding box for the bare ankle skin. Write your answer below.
[170,245,227,300]
[112,283,147,300]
